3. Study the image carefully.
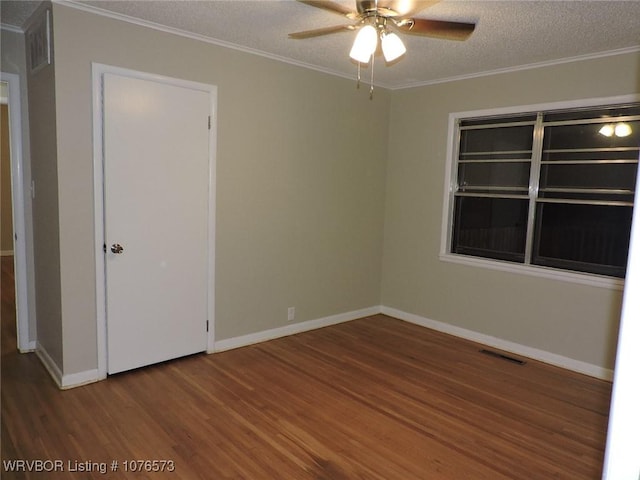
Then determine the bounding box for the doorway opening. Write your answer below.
[0,74,33,353]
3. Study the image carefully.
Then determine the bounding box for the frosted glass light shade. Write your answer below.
[599,123,633,138]
[349,25,378,64]
[615,123,632,137]
[599,124,614,137]
[381,32,406,62]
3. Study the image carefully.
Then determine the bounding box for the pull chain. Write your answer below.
[356,61,361,89]
[369,54,375,100]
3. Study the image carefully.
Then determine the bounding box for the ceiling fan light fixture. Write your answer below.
[349,24,378,63]
[290,0,477,99]
[599,123,633,138]
[381,31,406,62]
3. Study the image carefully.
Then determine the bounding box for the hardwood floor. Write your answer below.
[1,256,612,479]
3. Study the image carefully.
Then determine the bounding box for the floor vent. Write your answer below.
[479,349,526,365]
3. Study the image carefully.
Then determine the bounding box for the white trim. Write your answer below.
[55,0,365,87]
[36,343,99,388]
[38,301,613,386]
[445,94,640,126]
[212,304,612,380]
[1,72,32,352]
[0,250,15,256]
[61,369,101,389]
[603,153,640,479]
[213,306,382,353]
[391,46,640,90]
[206,86,217,355]
[0,23,24,34]
[440,94,640,290]
[36,342,63,388]
[54,1,640,91]
[91,65,108,380]
[439,253,625,290]
[440,110,459,268]
[92,63,217,379]
[381,306,614,381]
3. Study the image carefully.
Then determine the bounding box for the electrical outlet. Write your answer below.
[287,307,295,322]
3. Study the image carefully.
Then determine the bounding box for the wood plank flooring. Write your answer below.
[1,256,612,479]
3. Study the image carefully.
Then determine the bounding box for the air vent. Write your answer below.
[479,349,526,365]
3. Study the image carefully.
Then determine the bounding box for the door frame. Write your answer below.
[602,153,640,478]
[0,71,34,352]
[92,63,217,379]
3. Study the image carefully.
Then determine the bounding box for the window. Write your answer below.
[448,103,640,279]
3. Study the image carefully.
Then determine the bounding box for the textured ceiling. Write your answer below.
[2,0,640,88]
[0,1,42,27]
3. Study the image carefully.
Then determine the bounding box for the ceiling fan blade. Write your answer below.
[288,24,357,39]
[376,0,440,17]
[297,1,356,18]
[395,18,475,41]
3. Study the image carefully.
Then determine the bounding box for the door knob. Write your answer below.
[111,243,124,254]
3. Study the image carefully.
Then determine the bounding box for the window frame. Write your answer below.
[440,94,640,290]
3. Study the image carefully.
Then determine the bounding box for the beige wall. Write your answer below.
[25,3,63,367]
[381,51,640,370]
[1,103,13,253]
[51,5,390,375]
[35,3,639,377]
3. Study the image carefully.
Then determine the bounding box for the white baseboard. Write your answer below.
[33,304,612,386]
[381,306,614,381]
[212,304,612,380]
[61,369,102,389]
[36,342,102,389]
[36,342,63,387]
[214,306,382,352]
[18,340,36,353]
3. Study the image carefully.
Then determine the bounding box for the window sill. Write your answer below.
[439,252,624,290]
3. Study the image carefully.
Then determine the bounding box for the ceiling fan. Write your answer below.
[289,0,476,96]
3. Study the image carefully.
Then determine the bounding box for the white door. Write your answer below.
[104,73,211,374]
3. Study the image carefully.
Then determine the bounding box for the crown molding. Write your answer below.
[51,1,639,92]
[391,45,640,90]
[54,0,396,89]
[1,23,24,34]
